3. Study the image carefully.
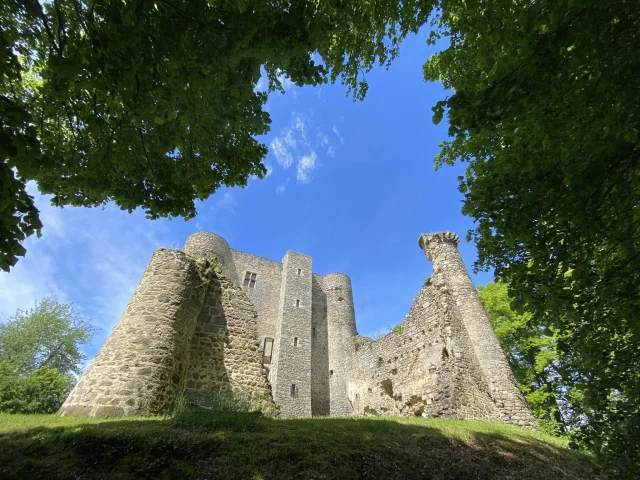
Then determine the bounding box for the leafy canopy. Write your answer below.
[1,0,433,271]
[424,0,640,474]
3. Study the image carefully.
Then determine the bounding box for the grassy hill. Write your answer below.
[0,413,595,479]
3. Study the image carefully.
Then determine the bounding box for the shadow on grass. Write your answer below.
[0,415,595,480]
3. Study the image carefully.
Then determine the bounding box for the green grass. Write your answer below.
[0,413,596,479]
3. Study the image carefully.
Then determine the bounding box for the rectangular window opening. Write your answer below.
[296,299,300,307]
[293,337,299,347]
[262,337,274,364]
[290,384,297,398]
[244,271,258,288]
[312,327,316,338]
[297,268,302,275]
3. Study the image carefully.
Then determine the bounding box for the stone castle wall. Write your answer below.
[230,249,283,353]
[60,230,535,428]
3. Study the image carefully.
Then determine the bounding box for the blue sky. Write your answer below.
[0,31,493,365]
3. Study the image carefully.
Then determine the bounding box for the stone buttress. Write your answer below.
[58,233,272,417]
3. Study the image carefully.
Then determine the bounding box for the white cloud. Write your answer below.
[270,136,294,168]
[317,131,329,147]
[292,113,306,138]
[332,124,345,144]
[268,113,340,186]
[296,151,318,184]
[282,128,296,148]
[264,163,273,177]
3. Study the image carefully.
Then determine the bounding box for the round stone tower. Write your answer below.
[324,273,357,416]
[183,231,238,284]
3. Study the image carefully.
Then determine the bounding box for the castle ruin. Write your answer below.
[59,231,535,427]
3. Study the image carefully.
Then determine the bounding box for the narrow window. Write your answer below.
[297,268,302,275]
[296,299,300,307]
[290,384,297,398]
[244,271,258,288]
[329,370,333,376]
[293,337,299,347]
[262,337,274,364]
[312,327,316,338]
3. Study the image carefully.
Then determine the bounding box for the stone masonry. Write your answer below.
[59,231,535,428]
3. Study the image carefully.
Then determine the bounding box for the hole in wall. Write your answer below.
[380,379,393,397]
[442,347,449,360]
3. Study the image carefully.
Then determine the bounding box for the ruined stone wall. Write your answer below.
[59,249,207,417]
[347,275,497,421]
[183,275,272,402]
[419,232,535,427]
[311,275,330,416]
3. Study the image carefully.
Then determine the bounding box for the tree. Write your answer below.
[478,281,574,435]
[0,297,93,376]
[0,297,92,413]
[1,0,433,271]
[424,0,640,475]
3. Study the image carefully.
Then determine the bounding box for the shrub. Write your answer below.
[392,324,405,335]
[0,362,73,414]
